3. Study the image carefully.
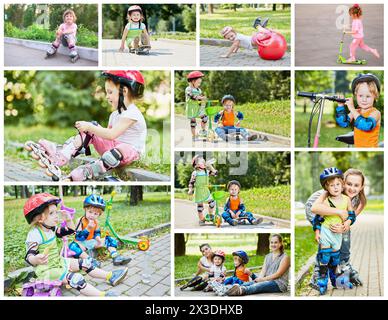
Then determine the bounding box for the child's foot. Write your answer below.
[346,57,356,63]
[230,219,238,226]
[251,217,264,225]
[107,268,128,286]
[112,254,132,266]
[247,134,258,141]
[226,284,245,296]
[199,220,206,226]
[371,48,380,59]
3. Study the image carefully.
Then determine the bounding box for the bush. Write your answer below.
[182,7,196,32]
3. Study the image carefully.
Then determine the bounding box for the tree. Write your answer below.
[175,233,186,256]
[129,186,143,206]
[256,234,269,255]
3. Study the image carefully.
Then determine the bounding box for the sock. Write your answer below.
[106,271,112,281]
[111,251,118,258]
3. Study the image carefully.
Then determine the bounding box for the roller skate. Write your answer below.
[68,160,106,181]
[180,275,203,291]
[339,262,363,286]
[69,49,80,63]
[316,266,329,295]
[335,270,354,289]
[45,45,57,59]
[22,279,62,297]
[136,45,151,55]
[328,265,338,288]
[309,265,321,291]
[253,17,269,29]
[197,129,208,140]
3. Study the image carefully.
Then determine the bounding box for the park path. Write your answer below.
[63,234,171,297]
[299,213,384,297]
[174,115,290,148]
[295,4,383,66]
[102,39,196,67]
[4,159,52,182]
[175,287,288,297]
[4,43,97,67]
[174,199,290,229]
[200,45,290,67]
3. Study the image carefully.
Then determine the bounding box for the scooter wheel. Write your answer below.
[138,240,150,251]
[215,216,222,228]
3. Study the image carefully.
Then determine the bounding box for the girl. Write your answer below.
[46,9,78,60]
[305,168,366,289]
[119,5,151,53]
[336,73,381,147]
[204,250,227,292]
[69,194,131,266]
[226,234,290,296]
[344,4,380,63]
[23,193,128,296]
[185,71,208,140]
[27,70,147,181]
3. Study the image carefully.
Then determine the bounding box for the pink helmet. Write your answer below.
[221,26,234,38]
[128,5,143,14]
[213,250,226,262]
[191,155,206,169]
[187,71,204,81]
[24,193,61,224]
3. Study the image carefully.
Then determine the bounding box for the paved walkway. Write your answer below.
[5,159,52,182]
[175,287,289,297]
[102,39,196,67]
[299,213,384,297]
[295,4,383,66]
[63,234,171,297]
[174,115,290,148]
[200,45,290,67]
[174,199,290,229]
[4,43,97,67]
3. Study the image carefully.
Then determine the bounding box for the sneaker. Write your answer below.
[230,219,238,226]
[226,284,245,296]
[248,134,258,141]
[251,217,264,225]
[199,220,206,226]
[108,268,128,286]
[112,254,132,266]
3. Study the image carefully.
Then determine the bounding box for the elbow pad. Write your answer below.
[312,215,324,231]
[347,211,356,225]
[237,111,244,121]
[214,113,221,123]
[251,273,257,280]
[354,115,377,131]
[335,106,350,128]
[25,248,39,266]
[75,229,90,241]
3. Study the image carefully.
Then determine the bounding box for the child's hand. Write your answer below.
[338,210,349,221]
[87,220,96,230]
[314,232,320,243]
[35,253,49,265]
[119,46,124,52]
[75,121,91,133]
[345,97,355,111]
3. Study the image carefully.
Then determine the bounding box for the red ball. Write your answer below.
[257,31,287,60]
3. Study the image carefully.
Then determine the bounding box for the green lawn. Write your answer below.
[175,100,291,137]
[175,185,290,220]
[4,192,170,275]
[5,125,171,175]
[200,8,291,45]
[295,102,384,148]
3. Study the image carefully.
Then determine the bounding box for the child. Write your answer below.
[26,70,147,181]
[312,168,354,294]
[46,9,78,60]
[185,71,208,140]
[119,5,151,53]
[336,73,381,147]
[214,95,261,142]
[220,17,271,58]
[69,194,131,266]
[222,180,263,226]
[204,250,227,292]
[223,250,255,285]
[188,155,218,225]
[23,193,128,296]
[344,4,380,63]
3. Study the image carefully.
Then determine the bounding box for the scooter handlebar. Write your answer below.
[297,91,346,103]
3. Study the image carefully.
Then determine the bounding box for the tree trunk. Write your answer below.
[256,234,270,255]
[21,186,30,199]
[175,234,186,256]
[130,186,143,206]
[208,4,214,14]
[14,186,18,199]
[272,4,277,11]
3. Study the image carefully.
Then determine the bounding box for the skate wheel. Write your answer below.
[24,142,34,151]
[50,288,62,296]
[45,168,53,176]
[31,152,40,160]
[39,160,48,168]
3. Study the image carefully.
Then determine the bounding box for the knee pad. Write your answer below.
[330,251,341,267]
[66,272,87,291]
[197,203,204,213]
[105,236,118,249]
[208,199,216,209]
[190,118,197,128]
[318,248,332,266]
[101,149,123,169]
[78,257,96,274]
[68,242,83,258]
[201,115,208,124]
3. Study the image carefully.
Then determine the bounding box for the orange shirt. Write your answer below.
[230,196,240,211]
[354,108,380,148]
[81,217,99,241]
[222,111,235,127]
[236,267,249,282]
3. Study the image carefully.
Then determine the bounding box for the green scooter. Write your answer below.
[337,32,366,65]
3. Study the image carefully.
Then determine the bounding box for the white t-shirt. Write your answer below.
[199,256,212,269]
[125,22,146,31]
[108,104,147,154]
[210,264,226,278]
[25,227,56,250]
[235,33,253,50]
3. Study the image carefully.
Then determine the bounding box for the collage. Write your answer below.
[0,0,385,307]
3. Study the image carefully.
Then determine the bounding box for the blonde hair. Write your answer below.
[270,234,284,254]
[323,176,344,194]
[63,9,76,22]
[344,168,367,207]
[355,81,380,101]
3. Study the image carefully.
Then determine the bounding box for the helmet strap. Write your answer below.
[118,83,127,114]
[42,222,56,231]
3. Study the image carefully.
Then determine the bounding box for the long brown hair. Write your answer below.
[270,234,284,254]
[344,168,367,207]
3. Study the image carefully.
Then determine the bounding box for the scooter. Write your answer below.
[337,32,366,65]
[297,92,347,148]
[204,184,227,228]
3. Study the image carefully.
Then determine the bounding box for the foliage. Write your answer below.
[294,226,317,272]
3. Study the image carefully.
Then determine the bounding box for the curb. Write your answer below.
[125,223,171,238]
[200,38,291,51]
[5,37,98,62]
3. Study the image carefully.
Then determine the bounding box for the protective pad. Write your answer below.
[101,149,123,169]
[354,115,377,131]
[66,272,87,291]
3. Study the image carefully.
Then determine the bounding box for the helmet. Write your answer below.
[232,250,249,264]
[227,180,241,190]
[221,94,236,105]
[187,71,204,81]
[351,73,381,94]
[221,26,234,38]
[23,193,61,224]
[319,167,343,188]
[127,5,143,14]
[192,155,205,169]
[83,194,106,211]
[213,250,226,262]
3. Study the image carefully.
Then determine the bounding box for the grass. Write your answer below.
[200,8,291,45]
[4,192,170,275]
[295,101,384,147]
[175,100,291,137]
[4,124,171,175]
[294,226,317,273]
[152,32,196,41]
[175,185,291,220]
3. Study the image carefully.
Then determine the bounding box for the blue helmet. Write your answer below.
[232,250,249,264]
[83,194,106,211]
[319,167,343,188]
[221,94,235,105]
